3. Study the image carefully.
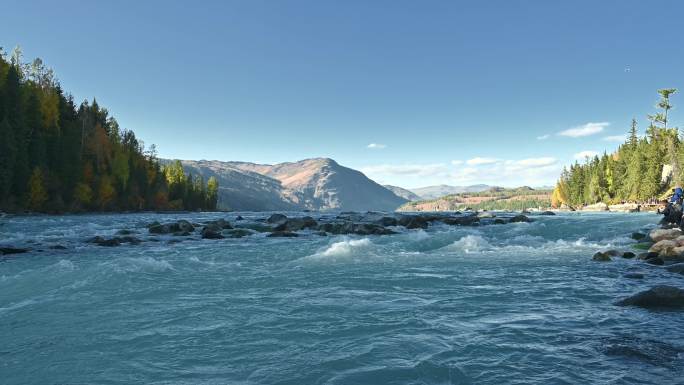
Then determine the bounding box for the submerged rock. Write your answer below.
[148,220,196,234]
[201,224,224,239]
[638,252,660,260]
[374,216,398,227]
[665,263,684,275]
[592,252,612,261]
[645,257,665,266]
[398,215,429,229]
[622,251,636,259]
[204,219,231,230]
[440,215,480,226]
[509,214,532,223]
[266,214,288,225]
[631,232,647,241]
[0,247,30,255]
[235,222,273,233]
[267,231,299,238]
[317,222,395,236]
[223,229,254,238]
[274,216,318,232]
[88,236,141,247]
[616,285,684,308]
[624,273,644,279]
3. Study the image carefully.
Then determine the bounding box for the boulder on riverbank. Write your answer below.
[648,228,682,242]
[615,285,684,308]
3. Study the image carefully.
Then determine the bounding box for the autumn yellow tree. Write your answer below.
[27,167,48,211]
[97,176,115,210]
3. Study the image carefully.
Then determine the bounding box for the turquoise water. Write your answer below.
[1,212,683,384]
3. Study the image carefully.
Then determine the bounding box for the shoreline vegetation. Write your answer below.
[0,46,218,214]
[552,88,679,210]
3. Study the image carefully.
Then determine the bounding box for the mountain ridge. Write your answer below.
[171,158,408,212]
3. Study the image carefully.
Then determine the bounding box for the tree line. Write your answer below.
[0,46,218,213]
[552,88,679,208]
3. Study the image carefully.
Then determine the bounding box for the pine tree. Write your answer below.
[629,118,638,147]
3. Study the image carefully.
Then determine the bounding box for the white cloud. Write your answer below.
[574,150,600,160]
[466,157,501,166]
[367,143,387,149]
[602,135,627,142]
[536,134,550,140]
[360,163,449,178]
[451,157,561,186]
[362,156,563,188]
[512,157,558,168]
[559,122,610,137]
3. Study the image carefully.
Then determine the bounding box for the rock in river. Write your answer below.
[201,224,224,239]
[592,252,612,261]
[0,247,30,255]
[615,285,684,308]
[665,263,684,275]
[266,214,288,225]
[509,214,532,223]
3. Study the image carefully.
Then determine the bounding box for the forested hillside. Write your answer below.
[398,187,551,212]
[0,46,218,212]
[552,89,678,208]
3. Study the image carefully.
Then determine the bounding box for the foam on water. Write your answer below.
[299,237,374,263]
[0,211,683,384]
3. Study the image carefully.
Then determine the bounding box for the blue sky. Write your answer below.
[2,0,682,188]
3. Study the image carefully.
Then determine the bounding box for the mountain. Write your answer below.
[177,160,299,211]
[176,158,408,212]
[383,185,421,201]
[409,184,492,200]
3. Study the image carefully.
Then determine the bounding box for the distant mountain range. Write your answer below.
[383,185,422,201]
[167,157,528,211]
[174,158,408,212]
[408,184,492,200]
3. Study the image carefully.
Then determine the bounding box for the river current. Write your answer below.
[1,211,683,384]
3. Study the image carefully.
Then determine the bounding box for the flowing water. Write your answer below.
[1,212,683,384]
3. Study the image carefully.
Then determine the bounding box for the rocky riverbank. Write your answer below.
[592,221,684,308]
